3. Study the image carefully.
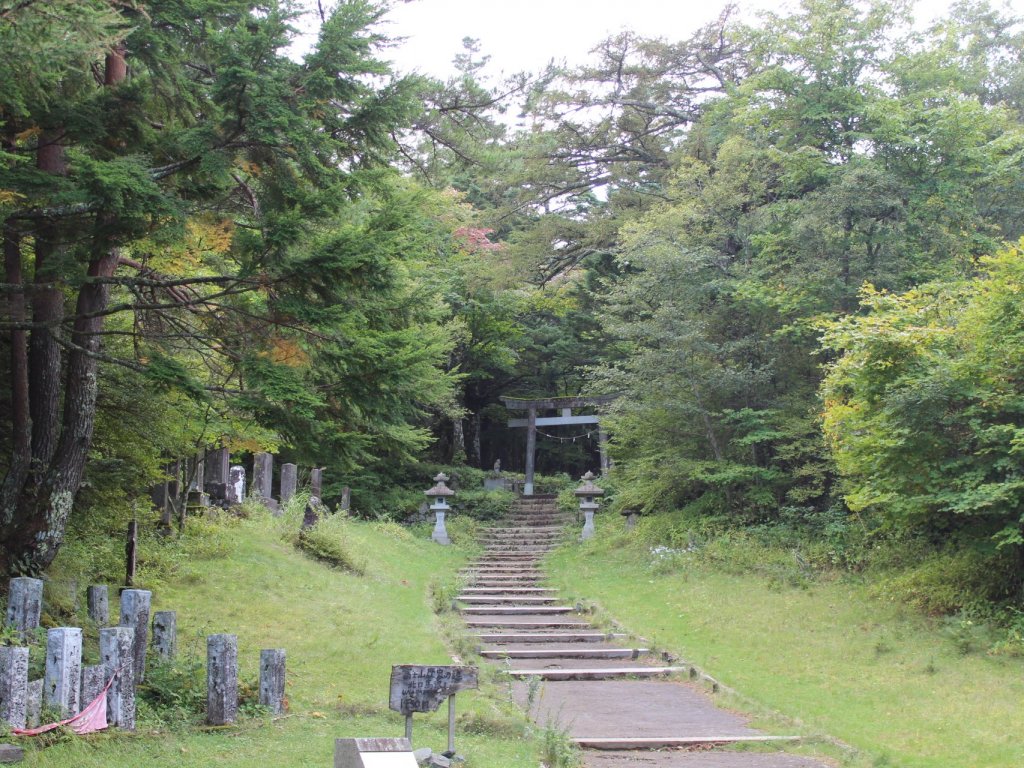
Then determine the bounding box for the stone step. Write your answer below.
[574,735,801,750]
[480,647,649,659]
[464,618,592,629]
[458,593,557,598]
[503,666,685,681]
[483,525,564,533]
[460,605,575,615]
[479,541,559,547]
[457,595,560,604]
[473,632,625,643]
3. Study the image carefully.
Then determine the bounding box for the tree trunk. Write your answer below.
[471,410,482,468]
[0,46,127,575]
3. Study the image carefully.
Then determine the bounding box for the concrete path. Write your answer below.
[458,496,833,768]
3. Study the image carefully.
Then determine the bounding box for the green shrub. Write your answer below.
[869,549,1015,616]
[454,489,515,520]
[296,517,368,575]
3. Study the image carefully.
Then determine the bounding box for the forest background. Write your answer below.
[2,0,1024,630]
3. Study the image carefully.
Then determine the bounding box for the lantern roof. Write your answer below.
[425,472,455,497]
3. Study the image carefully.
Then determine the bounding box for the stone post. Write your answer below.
[310,467,323,499]
[258,649,286,715]
[253,452,273,501]
[80,665,106,709]
[87,585,109,625]
[44,627,82,716]
[228,465,246,505]
[279,463,297,504]
[0,646,28,729]
[207,634,239,725]
[119,589,152,683]
[100,626,136,730]
[340,486,351,512]
[425,473,455,545]
[5,576,43,640]
[152,610,177,661]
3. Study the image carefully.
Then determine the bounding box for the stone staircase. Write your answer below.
[456,495,828,768]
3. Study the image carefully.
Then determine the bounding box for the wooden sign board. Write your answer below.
[334,738,418,768]
[388,665,478,716]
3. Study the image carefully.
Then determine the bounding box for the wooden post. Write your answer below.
[0,646,28,729]
[5,577,43,640]
[87,585,109,625]
[119,589,151,683]
[125,520,137,587]
[44,627,82,716]
[152,610,177,661]
[524,407,537,496]
[100,626,136,729]
[258,649,286,714]
[207,634,238,725]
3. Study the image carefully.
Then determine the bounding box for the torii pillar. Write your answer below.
[502,395,616,495]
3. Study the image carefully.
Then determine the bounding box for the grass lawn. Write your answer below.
[14,512,537,767]
[546,530,1024,768]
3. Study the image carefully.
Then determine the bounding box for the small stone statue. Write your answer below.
[493,459,501,473]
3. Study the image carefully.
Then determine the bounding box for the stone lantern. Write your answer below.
[425,472,455,545]
[621,507,638,530]
[574,471,605,541]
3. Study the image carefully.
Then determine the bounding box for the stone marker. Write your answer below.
[119,589,152,683]
[301,496,326,531]
[253,452,273,501]
[228,465,246,505]
[204,446,230,505]
[310,467,323,499]
[80,665,106,709]
[622,508,638,531]
[100,626,136,729]
[152,610,177,661]
[25,680,42,728]
[334,738,418,768]
[0,744,24,764]
[207,634,238,725]
[44,627,82,716]
[258,649,286,714]
[340,486,351,512]
[87,585,109,625]
[279,463,297,504]
[5,577,43,640]
[188,451,205,493]
[0,646,28,729]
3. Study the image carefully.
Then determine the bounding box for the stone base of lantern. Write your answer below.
[432,509,451,545]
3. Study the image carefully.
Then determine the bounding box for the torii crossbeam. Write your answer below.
[501,395,617,495]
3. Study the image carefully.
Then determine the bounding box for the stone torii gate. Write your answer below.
[501,395,616,495]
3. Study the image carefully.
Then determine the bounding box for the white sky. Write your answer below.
[372,0,998,80]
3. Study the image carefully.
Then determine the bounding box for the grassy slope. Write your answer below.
[546,535,1024,768]
[22,515,534,767]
